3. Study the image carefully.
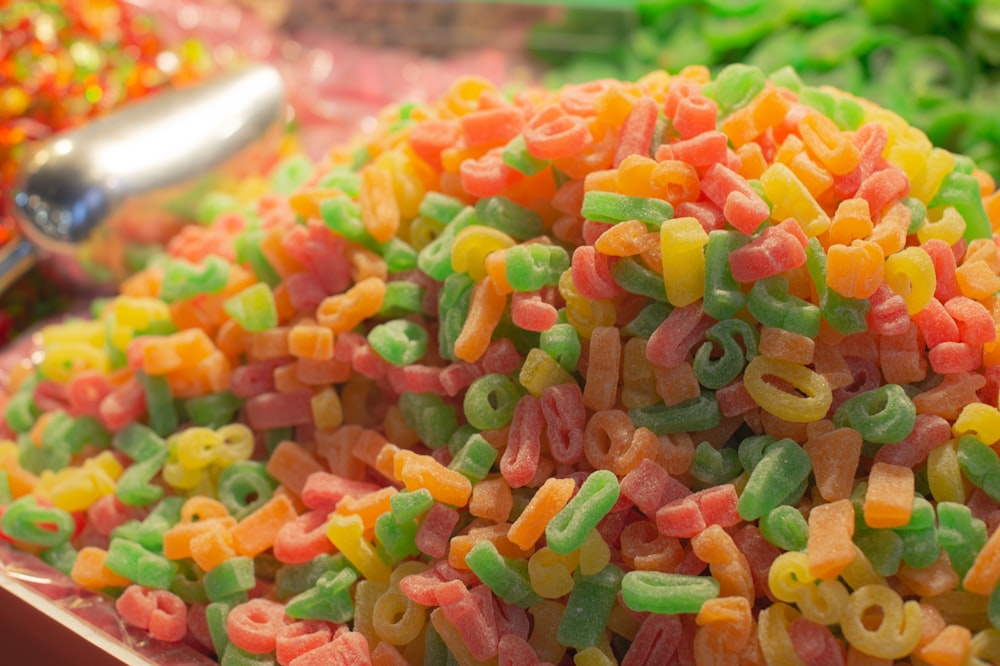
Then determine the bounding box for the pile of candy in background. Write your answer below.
[3,1,1000,665]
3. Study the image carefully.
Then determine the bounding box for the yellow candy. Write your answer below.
[450,226,516,281]
[839,545,887,591]
[757,603,807,666]
[840,585,922,660]
[40,320,106,348]
[559,270,615,339]
[44,452,122,513]
[660,216,708,307]
[917,206,966,246]
[928,442,969,504]
[176,428,224,470]
[214,424,255,467]
[768,551,849,625]
[760,162,831,237]
[328,514,392,584]
[577,528,612,576]
[407,216,444,251]
[372,560,428,646]
[528,547,579,599]
[574,646,615,666]
[743,356,832,423]
[311,387,345,431]
[952,403,1000,445]
[40,343,109,384]
[519,348,577,396]
[884,246,936,315]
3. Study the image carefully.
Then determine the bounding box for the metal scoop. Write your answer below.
[2,62,287,295]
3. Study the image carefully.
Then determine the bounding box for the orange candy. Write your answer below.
[506,477,576,550]
[864,462,915,529]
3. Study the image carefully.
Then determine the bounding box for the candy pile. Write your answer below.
[530,0,1000,178]
[3,63,1000,665]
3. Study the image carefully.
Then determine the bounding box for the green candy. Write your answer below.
[273,553,353,601]
[437,272,475,362]
[693,318,758,390]
[893,497,939,570]
[204,556,256,603]
[0,496,75,548]
[557,564,624,649]
[702,63,767,115]
[747,275,821,338]
[184,391,244,429]
[223,283,278,333]
[105,537,178,589]
[40,542,77,576]
[158,255,230,303]
[221,646,275,666]
[206,599,238,658]
[621,570,719,615]
[703,230,748,321]
[270,154,314,196]
[233,230,281,286]
[854,525,904,577]
[4,381,39,434]
[832,384,916,445]
[629,391,722,435]
[475,196,544,240]
[546,470,620,555]
[737,438,813,521]
[418,206,479,281]
[689,441,743,489]
[399,392,459,450]
[502,134,549,176]
[217,461,277,519]
[317,166,361,198]
[171,559,209,604]
[622,301,673,340]
[463,374,521,430]
[936,501,988,579]
[448,434,499,483]
[760,505,809,551]
[137,371,178,437]
[285,568,358,623]
[611,257,669,301]
[116,448,169,507]
[539,322,582,373]
[368,319,430,366]
[374,512,421,565]
[504,244,570,292]
[464,541,541,608]
[580,191,674,226]
[0,471,12,505]
[378,281,426,317]
[390,489,435,525]
[111,496,183,553]
[956,435,1000,502]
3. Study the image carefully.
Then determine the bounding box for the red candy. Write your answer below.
[227,598,288,654]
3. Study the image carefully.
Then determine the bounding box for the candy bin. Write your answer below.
[0,2,999,665]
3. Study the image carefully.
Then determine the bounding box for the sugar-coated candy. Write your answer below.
[5,62,1000,666]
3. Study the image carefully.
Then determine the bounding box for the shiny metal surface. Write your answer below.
[8,62,286,293]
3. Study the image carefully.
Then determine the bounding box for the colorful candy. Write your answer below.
[3,61,1000,665]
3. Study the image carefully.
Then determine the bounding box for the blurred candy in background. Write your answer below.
[0,0,215,343]
[530,0,1000,177]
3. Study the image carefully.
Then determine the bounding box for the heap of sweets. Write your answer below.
[4,62,1000,665]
